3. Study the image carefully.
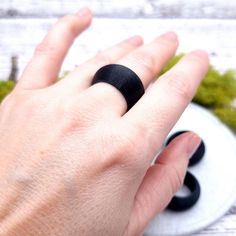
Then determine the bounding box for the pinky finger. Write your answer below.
[124,132,201,236]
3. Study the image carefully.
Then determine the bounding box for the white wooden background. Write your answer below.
[1,0,236,80]
[0,1,236,235]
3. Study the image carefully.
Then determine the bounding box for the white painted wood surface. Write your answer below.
[0,1,236,235]
[0,0,236,18]
[1,18,236,80]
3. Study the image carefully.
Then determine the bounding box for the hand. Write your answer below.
[0,8,209,236]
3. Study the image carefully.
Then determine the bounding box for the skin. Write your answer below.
[0,7,209,236]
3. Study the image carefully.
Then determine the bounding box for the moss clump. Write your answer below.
[160,53,184,75]
[0,81,15,103]
[193,68,236,108]
[213,107,236,132]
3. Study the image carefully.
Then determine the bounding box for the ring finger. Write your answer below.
[58,35,144,91]
[72,32,179,115]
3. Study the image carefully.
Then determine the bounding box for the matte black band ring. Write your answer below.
[167,171,201,211]
[166,131,205,167]
[92,64,145,110]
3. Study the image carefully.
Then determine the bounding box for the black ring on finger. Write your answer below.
[91,64,145,110]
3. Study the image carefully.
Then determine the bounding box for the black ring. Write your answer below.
[166,131,205,167]
[167,171,201,211]
[92,64,145,110]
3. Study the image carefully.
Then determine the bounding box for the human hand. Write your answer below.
[0,8,209,236]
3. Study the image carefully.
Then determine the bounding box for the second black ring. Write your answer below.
[166,131,205,167]
[167,171,201,211]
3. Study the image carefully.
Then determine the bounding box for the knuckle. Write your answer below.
[120,134,138,157]
[63,113,90,133]
[34,39,55,56]
[108,140,133,165]
[34,16,78,57]
[128,50,156,76]
[116,123,150,166]
[126,121,162,159]
[128,123,148,147]
[165,71,193,101]
[60,101,96,134]
[98,127,138,168]
[109,131,135,160]
[93,52,113,66]
[167,164,184,194]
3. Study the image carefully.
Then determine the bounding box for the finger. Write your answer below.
[59,35,143,91]
[81,32,179,116]
[123,50,209,157]
[17,7,92,90]
[125,132,201,236]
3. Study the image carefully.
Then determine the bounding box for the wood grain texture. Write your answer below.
[0,0,236,18]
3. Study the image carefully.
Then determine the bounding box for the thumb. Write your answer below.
[124,132,201,236]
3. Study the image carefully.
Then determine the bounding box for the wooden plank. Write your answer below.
[1,18,236,80]
[0,0,236,18]
[196,209,236,235]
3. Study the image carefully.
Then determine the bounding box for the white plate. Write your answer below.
[144,103,236,236]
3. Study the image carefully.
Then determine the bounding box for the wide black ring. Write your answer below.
[167,171,201,211]
[92,64,145,110]
[166,130,205,167]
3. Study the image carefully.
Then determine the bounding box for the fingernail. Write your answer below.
[186,133,202,157]
[126,35,143,46]
[75,7,91,17]
[160,31,178,42]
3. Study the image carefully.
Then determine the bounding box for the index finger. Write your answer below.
[123,50,209,152]
[17,8,92,90]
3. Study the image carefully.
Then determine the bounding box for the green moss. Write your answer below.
[193,67,236,107]
[0,80,15,103]
[213,107,236,132]
[160,53,184,75]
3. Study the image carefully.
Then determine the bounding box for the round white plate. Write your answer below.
[144,103,236,236]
